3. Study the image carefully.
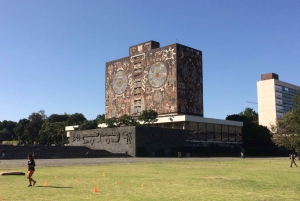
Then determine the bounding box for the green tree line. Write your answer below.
[0,110,96,144]
[0,110,158,145]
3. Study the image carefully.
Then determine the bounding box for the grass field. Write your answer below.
[0,158,299,200]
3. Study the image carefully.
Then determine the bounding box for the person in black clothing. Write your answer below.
[1,149,5,158]
[27,154,36,187]
[290,153,298,168]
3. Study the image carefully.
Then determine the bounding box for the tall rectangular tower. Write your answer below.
[257,73,300,130]
[105,41,203,118]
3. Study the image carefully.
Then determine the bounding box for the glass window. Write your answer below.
[222,133,228,141]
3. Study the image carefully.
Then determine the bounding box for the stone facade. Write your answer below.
[69,127,136,156]
[69,126,189,157]
[105,41,203,118]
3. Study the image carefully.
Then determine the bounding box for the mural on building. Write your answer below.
[105,41,203,118]
[177,44,203,116]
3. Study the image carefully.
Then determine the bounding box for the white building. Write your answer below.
[257,73,300,130]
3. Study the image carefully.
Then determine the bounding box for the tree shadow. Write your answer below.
[36,186,73,188]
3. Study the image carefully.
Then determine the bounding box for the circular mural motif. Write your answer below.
[153,91,163,103]
[148,62,167,88]
[112,71,128,94]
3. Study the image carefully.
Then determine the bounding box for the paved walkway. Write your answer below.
[0,157,199,168]
[0,157,285,168]
[0,158,184,168]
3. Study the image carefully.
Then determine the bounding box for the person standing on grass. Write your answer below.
[290,153,298,168]
[1,149,6,158]
[178,151,182,158]
[27,154,36,187]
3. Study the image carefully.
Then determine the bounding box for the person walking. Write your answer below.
[290,153,298,168]
[27,154,36,187]
[1,149,6,158]
[178,151,182,158]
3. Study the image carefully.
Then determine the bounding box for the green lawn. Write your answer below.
[0,158,299,200]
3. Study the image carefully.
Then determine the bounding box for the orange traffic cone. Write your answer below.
[141,183,145,187]
[102,172,106,177]
[94,186,98,193]
[44,181,48,187]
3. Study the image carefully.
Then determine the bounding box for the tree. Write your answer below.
[104,117,118,128]
[48,114,69,123]
[0,128,11,141]
[66,113,86,126]
[0,120,17,141]
[272,92,300,152]
[25,110,47,143]
[226,109,272,145]
[138,109,158,125]
[103,114,140,128]
[96,114,105,121]
[78,120,98,130]
[38,113,73,144]
[39,122,66,144]
[14,118,30,142]
[238,107,258,124]
[117,114,139,127]
[0,120,17,140]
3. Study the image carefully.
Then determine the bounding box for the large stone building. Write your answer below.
[68,41,243,157]
[105,40,203,118]
[103,41,242,143]
[257,73,300,130]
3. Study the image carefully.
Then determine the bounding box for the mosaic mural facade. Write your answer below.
[177,44,203,115]
[105,41,203,118]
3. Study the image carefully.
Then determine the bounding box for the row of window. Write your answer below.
[275,84,298,94]
[276,91,297,101]
[283,99,296,106]
[276,98,296,107]
[151,122,242,134]
[276,105,293,113]
[186,132,242,142]
[275,85,298,118]
[282,92,296,100]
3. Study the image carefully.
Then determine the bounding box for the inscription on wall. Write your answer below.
[72,131,133,145]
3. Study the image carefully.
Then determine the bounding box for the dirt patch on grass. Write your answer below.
[203,176,242,181]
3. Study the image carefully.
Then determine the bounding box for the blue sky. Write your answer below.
[1,0,299,122]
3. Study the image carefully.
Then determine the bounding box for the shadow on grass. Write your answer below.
[35,186,73,188]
